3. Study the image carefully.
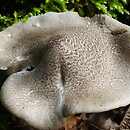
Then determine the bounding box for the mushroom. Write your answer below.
[1,12,130,130]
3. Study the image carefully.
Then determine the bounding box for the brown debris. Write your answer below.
[0,104,130,130]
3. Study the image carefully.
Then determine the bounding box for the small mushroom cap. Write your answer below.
[1,12,130,129]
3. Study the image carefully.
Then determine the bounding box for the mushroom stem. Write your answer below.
[120,106,130,129]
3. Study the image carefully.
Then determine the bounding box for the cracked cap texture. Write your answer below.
[1,12,130,129]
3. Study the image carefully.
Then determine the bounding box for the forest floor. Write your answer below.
[0,102,129,130]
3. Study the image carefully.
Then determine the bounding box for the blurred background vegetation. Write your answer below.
[0,0,130,130]
[0,0,130,31]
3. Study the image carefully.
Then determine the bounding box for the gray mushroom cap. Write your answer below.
[0,12,87,73]
[1,12,130,129]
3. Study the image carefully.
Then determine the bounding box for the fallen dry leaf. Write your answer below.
[64,115,81,130]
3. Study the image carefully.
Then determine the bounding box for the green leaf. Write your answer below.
[32,7,41,15]
[121,0,127,4]
[95,3,108,13]
[109,1,126,14]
